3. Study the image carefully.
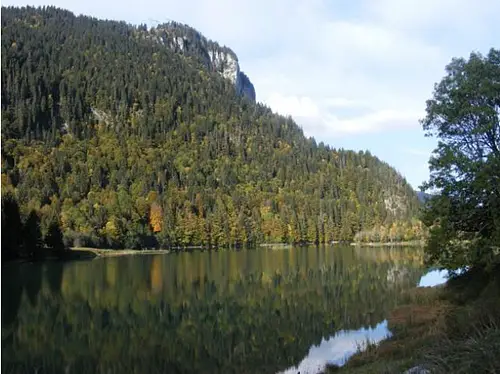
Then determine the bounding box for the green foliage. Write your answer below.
[0,193,67,260]
[1,192,23,260]
[421,48,500,270]
[45,219,65,254]
[354,219,428,244]
[22,210,43,258]
[1,6,421,250]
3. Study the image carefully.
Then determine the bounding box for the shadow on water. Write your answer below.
[45,261,64,294]
[1,265,24,328]
[23,264,43,307]
[2,245,425,374]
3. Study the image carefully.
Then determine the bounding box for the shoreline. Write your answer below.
[351,240,425,247]
[70,247,171,258]
[2,248,172,265]
[4,242,426,265]
[329,265,500,373]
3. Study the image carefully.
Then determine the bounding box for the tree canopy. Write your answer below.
[422,48,500,270]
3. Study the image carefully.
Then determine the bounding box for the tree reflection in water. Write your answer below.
[1,245,424,374]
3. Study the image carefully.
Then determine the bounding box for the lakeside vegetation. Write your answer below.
[334,48,500,373]
[421,49,500,272]
[2,192,67,261]
[353,220,428,245]
[329,265,500,374]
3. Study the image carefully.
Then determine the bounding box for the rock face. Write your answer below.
[146,23,256,102]
[403,365,431,374]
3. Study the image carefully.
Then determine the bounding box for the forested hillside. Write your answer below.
[1,6,421,253]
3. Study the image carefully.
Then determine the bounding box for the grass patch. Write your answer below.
[424,323,500,374]
[328,264,500,374]
[70,247,170,258]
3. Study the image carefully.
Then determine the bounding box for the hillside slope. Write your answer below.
[1,6,421,250]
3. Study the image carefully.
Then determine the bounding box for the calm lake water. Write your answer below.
[2,245,426,374]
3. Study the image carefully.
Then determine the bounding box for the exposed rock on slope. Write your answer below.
[147,22,256,101]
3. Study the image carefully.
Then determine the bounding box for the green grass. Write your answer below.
[70,247,170,258]
[424,323,500,374]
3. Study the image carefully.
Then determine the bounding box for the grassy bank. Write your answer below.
[329,264,500,374]
[2,247,100,264]
[3,248,173,264]
[351,241,425,247]
[70,247,170,258]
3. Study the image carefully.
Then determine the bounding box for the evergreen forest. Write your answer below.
[1,6,423,257]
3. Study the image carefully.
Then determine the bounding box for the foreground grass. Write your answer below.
[328,264,500,374]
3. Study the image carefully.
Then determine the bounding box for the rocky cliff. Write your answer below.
[146,22,256,102]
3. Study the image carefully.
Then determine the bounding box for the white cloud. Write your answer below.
[405,148,433,157]
[268,91,424,138]
[267,94,320,118]
[366,0,500,32]
[326,109,423,135]
[301,108,422,138]
[324,97,359,108]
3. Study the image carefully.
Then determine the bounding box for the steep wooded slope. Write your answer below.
[1,6,421,249]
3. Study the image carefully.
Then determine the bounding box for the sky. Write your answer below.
[4,0,500,189]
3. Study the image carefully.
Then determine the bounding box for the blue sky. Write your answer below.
[4,0,500,189]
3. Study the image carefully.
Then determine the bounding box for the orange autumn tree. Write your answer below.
[149,202,163,233]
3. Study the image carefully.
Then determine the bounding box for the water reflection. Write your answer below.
[418,269,449,287]
[280,320,391,374]
[2,245,424,374]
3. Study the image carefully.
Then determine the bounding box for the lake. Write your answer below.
[2,245,426,374]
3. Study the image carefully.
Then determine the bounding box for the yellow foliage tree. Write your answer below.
[150,202,163,233]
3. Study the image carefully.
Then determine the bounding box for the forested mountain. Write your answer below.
[1,6,422,253]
